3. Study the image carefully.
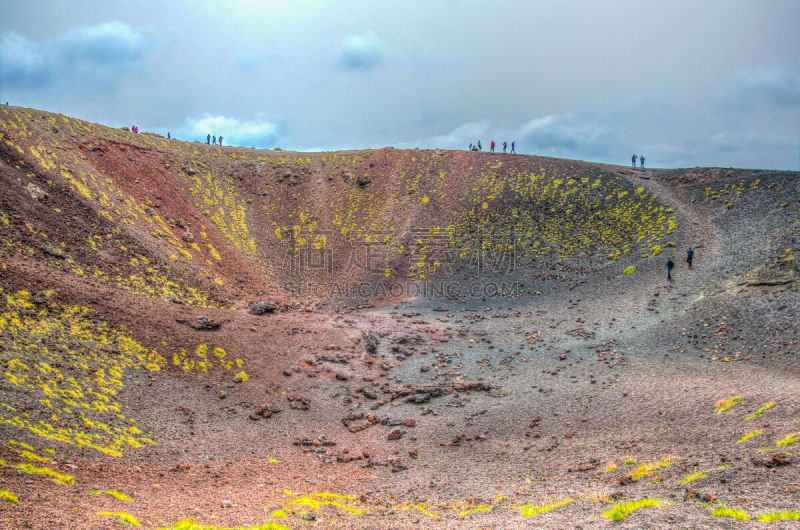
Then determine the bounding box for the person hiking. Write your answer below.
[219,136,223,146]
[666,258,675,280]
[640,155,645,168]
[477,140,482,151]
[502,141,507,153]
[686,248,694,269]
[511,141,515,154]
[490,140,496,152]
[207,134,211,145]
[632,154,637,168]
[167,132,171,140]
[468,143,473,150]
[212,135,217,145]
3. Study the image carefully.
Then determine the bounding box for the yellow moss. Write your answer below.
[97,511,140,526]
[603,498,662,521]
[629,456,673,481]
[0,490,19,503]
[105,489,135,502]
[711,504,749,520]
[13,463,74,484]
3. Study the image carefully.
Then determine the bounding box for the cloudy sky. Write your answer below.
[2,0,799,169]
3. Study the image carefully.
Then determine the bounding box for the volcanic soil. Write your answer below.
[0,106,798,528]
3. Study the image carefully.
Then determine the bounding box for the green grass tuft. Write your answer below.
[163,520,288,530]
[777,432,800,447]
[744,402,773,421]
[602,498,662,521]
[737,430,763,444]
[629,456,673,480]
[711,504,750,520]
[517,499,573,517]
[756,511,800,522]
[680,464,728,485]
[715,395,741,413]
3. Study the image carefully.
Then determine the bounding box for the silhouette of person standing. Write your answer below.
[502,141,507,153]
[686,248,694,269]
[666,258,675,280]
[640,155,645,168]
[477,140,482,151]
[219,136,223,146]
[490,140,495,152]
[207,134,211,145]
[511,141,515,154]
[632,154,637,168]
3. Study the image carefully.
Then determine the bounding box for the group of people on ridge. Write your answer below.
[632,154,645,168]
[469,140,515,154]
[207,134,223,146]
[666,248,694,280]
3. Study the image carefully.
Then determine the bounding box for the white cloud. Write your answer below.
[339,31,383,70]
[178,115,281,148]
[516,113,615,157]
[397,120,489,149]
[710,130,794,153]
[717,65,800,111]
[0,32,48,87]
[0,21,156,94]
[398,113,616,158]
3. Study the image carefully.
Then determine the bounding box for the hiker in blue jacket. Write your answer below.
[687,248,694,269]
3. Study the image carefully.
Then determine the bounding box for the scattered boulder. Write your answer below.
[252,403,282,420]
[181,232,195,243]
[287,395,310,410]
[752,453,792,467]
[249,301,277,315]
[190,316,221,330]
[41,245,66,259]
[390,377,494,404]
[26,183,47,202]
[356,175,372,187]
[362,331,379,354]
[388,429,403,440]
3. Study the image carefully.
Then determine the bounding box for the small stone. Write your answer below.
[402,418,416,427]
[219,391,227,399]
[388,429,403,440]
[221,500,233,508]
[301,513,316,521]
